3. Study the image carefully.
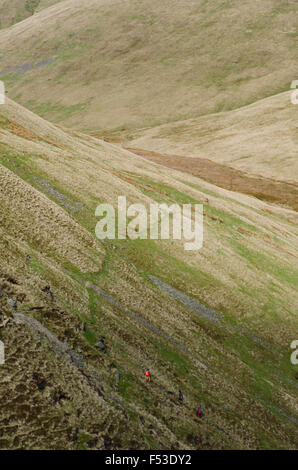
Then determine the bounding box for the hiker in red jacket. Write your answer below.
[145,369,151,383]
[196,406,203,418]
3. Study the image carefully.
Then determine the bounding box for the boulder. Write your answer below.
[7,298,17,310]
[95,340,106,353]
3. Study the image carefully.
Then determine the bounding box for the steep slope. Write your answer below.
[124,91,298,184]
[0,0,63,29]
[0,99,297,449]
[0,0,297,131]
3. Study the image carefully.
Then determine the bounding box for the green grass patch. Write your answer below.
[125,174,260,234]
[26,100,87,122]
[0,114,10,128]
[25,0,40,15]
[76,432,92,450]
[230,239,298,290]
[0,145,98,235]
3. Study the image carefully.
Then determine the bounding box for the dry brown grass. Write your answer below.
[0,0,297,132]
[0,164,104,273]
[0,97,297,330]
[0,97,297,449]
[0,0,297,449]
[125,91,298,183]
[0,0,63,29]
[125,145,298,211]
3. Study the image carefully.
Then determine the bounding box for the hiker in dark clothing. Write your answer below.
[43,285,54,302]
[178,390,184,406]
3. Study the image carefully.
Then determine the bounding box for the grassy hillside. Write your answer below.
[0,98,297,449]
[0,0,62,29]
[123,91,298,184]
[0,0,297,132]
